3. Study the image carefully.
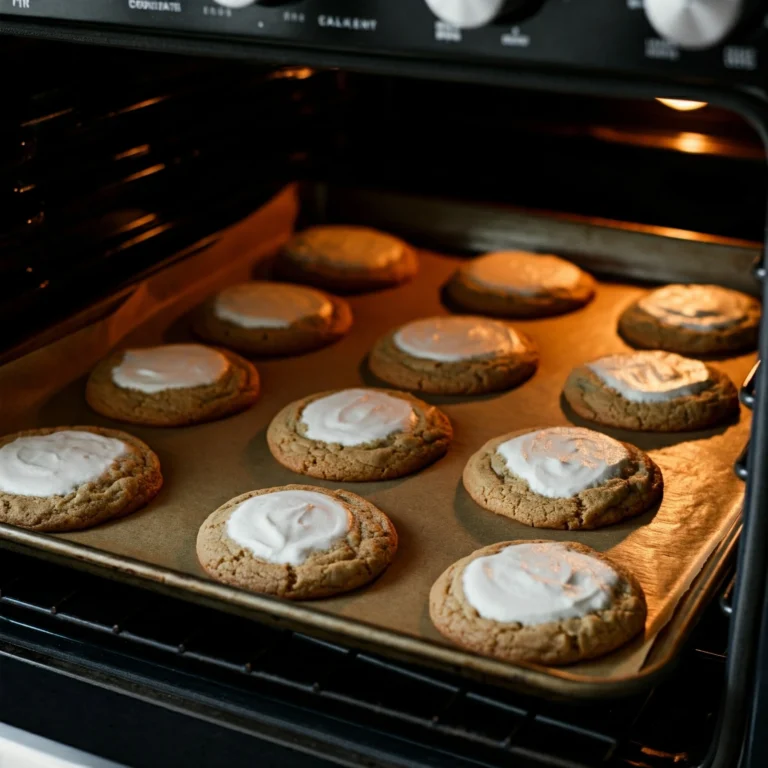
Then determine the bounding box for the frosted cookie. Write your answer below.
[267,387,452,481]
[563,351,739,432]
[446,251,595,318]
[618,284,760,356]
[196,484,398,599]
[86,343,260,427]
[429,540,646,666]
[276,226,418,294]
[193,281,352,356]
[463,426,662,530]
[0,426,162,532]
[368,316,538,395]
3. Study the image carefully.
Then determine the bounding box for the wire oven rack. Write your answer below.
[0,546,729,768]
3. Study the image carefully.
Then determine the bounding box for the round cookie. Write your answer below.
[429,540,647,666]
[563,351,739,432]
[618,283,760,356]
[446,250,595,318]
[267,387,452,482]
[0,426,162,532]
[192,281,352,357]
[369,316,538,396]
[86,343,260,427]
[196,484,398,599]
[276,225,418,294]
[463,426,662,530]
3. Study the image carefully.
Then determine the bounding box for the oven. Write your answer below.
[0,2,766,767]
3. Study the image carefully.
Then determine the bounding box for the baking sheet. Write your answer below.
[0,189,754,695]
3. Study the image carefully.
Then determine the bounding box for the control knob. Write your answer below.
[424,0,534,29]
[213,0,257,7]
[644,0,750,50]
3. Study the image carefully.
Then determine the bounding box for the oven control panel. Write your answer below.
[1,0,767,89]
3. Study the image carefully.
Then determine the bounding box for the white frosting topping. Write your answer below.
[465,251,583,296]
[497,427,630,498]
[290,226,404,270]
[214,282,333,329]
[638,284,749,330]
[0,430,127,497]
[462,542,619,625]
[587,351,711,403]
[111,344,229,394]
[393,316,522,362]
[225,489,350,566]
[301,388,416,447]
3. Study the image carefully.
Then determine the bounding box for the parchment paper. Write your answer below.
[0,188,754,684]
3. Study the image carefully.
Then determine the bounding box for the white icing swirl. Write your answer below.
[214,282,333,329]
[587,351,711,403]
[465,251,583,296]
[462,542,619,625]
[638,284,749,330]
[497,427,630,498]
[393,316,522,362]
[0,430,127,497]
[301,389,416,447]
[112,344,229,394]
[225,489,350,566]
[290,226,404,270]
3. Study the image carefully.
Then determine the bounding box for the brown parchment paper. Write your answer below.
[0,190,754,691]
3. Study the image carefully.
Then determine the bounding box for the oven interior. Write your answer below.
[0,37,765,768]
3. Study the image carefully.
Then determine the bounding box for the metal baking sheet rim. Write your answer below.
[0,515,741,699]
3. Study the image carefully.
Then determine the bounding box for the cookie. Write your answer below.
[267,387,452,482]
[446,250,595,318]
[618,283,760,356]
[196,484,398,599]
[86,343,260,427]
[368,316,538,395]
[192,281,352,357]
[463,426,662,530]
[429,540,647,666]
[0,426,162,532]
[276,225,418,294]
[563,351,739,432]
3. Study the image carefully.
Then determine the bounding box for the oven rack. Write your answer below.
[0,547,727,768]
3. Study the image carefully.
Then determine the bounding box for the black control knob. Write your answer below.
[644,0,750,50]
[424,0,533,29]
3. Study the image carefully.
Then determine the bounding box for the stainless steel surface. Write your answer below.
[644,0,746,50]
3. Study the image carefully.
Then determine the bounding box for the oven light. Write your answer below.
[673,132,713,154]
[656,98,708,111]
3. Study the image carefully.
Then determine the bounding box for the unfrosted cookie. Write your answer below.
[86,343,260,427]
[369,316,538,395]
[618,283,760,356]
[192,281,352,356]
[267,387,452,481]
[276,226,418,294]
[196,484,398,599]
[446,251,595,318]
[463,426,662,530]
[563,351,739,432]
[0,426,162,532]
[429,540,646,666]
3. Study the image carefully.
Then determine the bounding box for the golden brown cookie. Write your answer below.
[369,316,538,395]
[196,484,398,599]
[446,251,595,318]
[86,344,260,427]
[429,540,647,666]
[267,388,452,482]
[0,426,162,532]
[618,283,760,356]
[563,351,739,432]
[192,281,352,357]
[275,225,418,294]
[463,427,662,530]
